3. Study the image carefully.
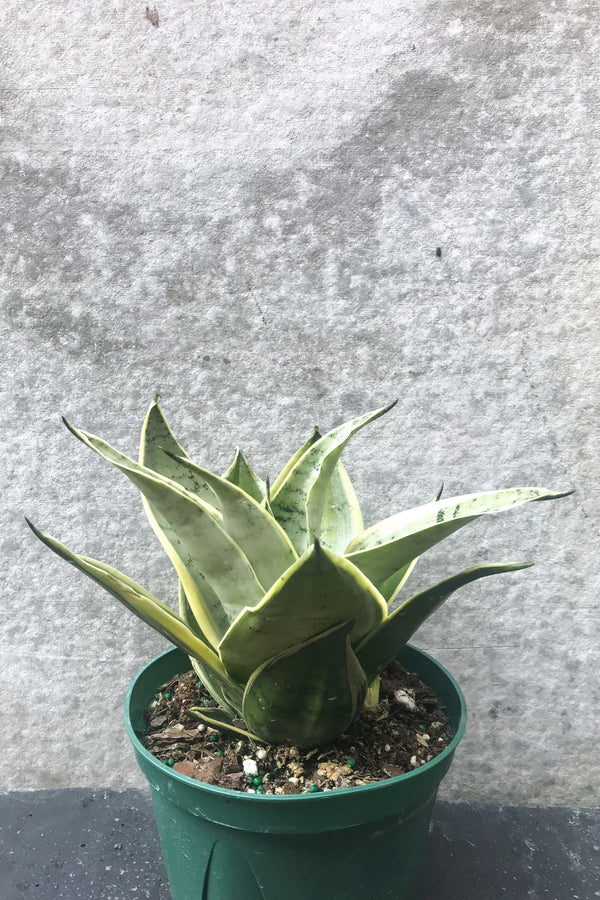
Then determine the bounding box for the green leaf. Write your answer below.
[27,520,226,676]
[164,451,298,592]
[346,488,571,588]
[139,398,220,511]
[357,562,533,682]
[188,657,245,718]
[219,541,387,684]
[319,455,364,554]
[242,622,368,747]
[377,560,418,604]
[179,583,244,716]
[271,427,320,496]
[139,402,225,650]
[270,402,396,554]
[377,485,448,604]
[187,706,263,742]
[63,420,265,647]
[262,477,274,515]
[178,580,211,641]
[223,449,266,503]
[272,426,364,553]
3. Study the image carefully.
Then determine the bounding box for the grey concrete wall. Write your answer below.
[2,0,598,805]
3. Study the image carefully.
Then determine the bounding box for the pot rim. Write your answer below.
[124,643,467,803]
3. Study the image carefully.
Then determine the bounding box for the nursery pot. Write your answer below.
[125,645,466,900]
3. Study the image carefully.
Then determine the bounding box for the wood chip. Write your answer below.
[173,761,197,778]
[153,727,199,742]
[383,764,406,778]
[149,714,167,728]
[282,781,303,795]
[222,771,245,788]
[193,756,223,785]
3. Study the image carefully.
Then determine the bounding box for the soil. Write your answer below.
[142,662,454,795]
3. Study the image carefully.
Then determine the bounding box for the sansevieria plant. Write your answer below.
[28,399,569,748]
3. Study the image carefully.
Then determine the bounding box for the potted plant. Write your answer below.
[28,399,569,900]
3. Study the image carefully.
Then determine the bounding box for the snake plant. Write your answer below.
[28,399,569,747]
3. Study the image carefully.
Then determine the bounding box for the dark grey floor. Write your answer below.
[1,789,598,899]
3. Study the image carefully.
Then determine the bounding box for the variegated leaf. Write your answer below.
[223,449,266,503]
[63,420,264,647]
[187,706,261,742]
[140,398,220,510]
[27,520,226,676]
[165,451,298,592]
[242,622,368,747]
[272,426,363,553]
[357,562,533,682]
[270,402,396,554]
[219,541,387,684]
[377,485,447,604]
[178,584,244,715]
[346,488,571,589]
[319,453,364,554]
[271,427,320,496]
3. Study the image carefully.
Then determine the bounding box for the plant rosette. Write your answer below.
[140,656,454,795]
[29,399,570,899]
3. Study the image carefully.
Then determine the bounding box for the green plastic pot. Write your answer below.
[125,645,466,900]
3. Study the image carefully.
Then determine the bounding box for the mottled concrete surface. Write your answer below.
[2,1,599,803]
[1,791,599,899]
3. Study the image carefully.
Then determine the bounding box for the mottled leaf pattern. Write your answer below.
[139,399,220,510]
[219,541,386,683]
[270,403,396,553]
[63,421,263,646]
[242,622,367,747]
[30,399,570,748]
[271,427,320,496]
[223,449,266,503]
[346,488,569,588]
[319,455,364,553]
[166,452,297,592]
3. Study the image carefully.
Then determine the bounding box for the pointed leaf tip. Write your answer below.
[535,488,574,501]
[272,402,395,554]
[61,416,80,441]
[347,486,565,588]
